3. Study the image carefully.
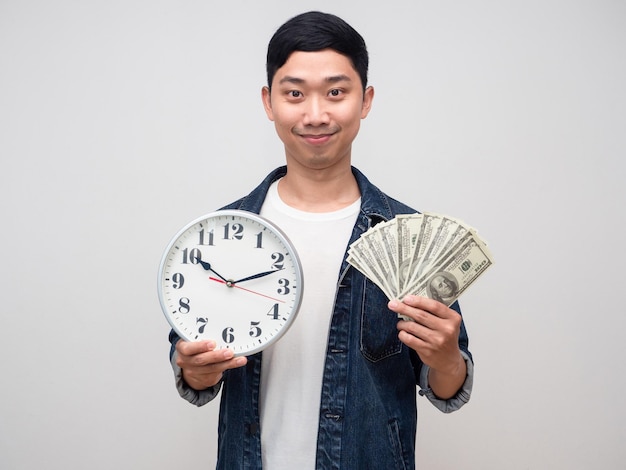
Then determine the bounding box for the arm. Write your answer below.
[388,295,469,400]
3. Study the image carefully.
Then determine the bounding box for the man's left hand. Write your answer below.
[388,295,466,399]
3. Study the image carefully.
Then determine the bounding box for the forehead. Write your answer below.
[272,49,361,87]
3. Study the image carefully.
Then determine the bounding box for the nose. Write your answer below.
[302,95,329,126]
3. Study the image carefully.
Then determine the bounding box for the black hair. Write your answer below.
[266,11,369,90]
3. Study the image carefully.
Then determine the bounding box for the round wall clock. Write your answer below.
[158,209,303,356]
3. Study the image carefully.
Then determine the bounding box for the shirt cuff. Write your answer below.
[170,350,222,407]
[418,350,473,413]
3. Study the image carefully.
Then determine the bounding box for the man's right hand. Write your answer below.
[175,340,248,391]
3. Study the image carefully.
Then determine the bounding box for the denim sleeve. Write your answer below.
[170,350,222,406]
[168,331,222,406]
[417,350,474,413]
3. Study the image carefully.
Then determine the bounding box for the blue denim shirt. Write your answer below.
[169,166,474,470]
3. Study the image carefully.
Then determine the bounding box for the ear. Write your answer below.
[360,86,375,119]
[261,86,274,121]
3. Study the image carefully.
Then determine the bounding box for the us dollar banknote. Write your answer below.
[348,212,493,309]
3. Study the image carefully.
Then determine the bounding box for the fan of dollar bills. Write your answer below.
[347,212,494,306]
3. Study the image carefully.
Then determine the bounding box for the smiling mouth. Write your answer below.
[296,128,338,145]
[301,134,333,145]
[304,133,331,139]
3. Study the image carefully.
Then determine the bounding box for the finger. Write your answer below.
[400,295,453,319]
[396,316,433,342]
[181,343,250,369]
[397,329,428,350]
[188,354,248,376]
[388,299,438,327]
[176,339,215,357]
[183,346,240,368]
[203,355,248,373]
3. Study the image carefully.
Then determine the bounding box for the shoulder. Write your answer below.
[352,166,419,219]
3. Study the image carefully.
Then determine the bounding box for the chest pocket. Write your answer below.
[359,279,403,362]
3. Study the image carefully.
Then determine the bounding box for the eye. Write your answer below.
[329,89,342,97]
[288,90,302,98]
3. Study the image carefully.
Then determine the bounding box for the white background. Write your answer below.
[1,1,624,469]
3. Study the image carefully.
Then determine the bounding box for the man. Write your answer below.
[169,11,473,469]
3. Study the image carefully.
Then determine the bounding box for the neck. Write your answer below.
[278,165,360,213]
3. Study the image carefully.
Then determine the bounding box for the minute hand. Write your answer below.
[233,268,284,284]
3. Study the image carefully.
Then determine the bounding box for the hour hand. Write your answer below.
[197,260,229,283]
[233,268,284,284]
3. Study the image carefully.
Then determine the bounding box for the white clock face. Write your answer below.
[158,210,303,356]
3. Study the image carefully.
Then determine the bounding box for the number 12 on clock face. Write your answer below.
[158,210,304,356]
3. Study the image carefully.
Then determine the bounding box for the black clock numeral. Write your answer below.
[255,232,263,249]
[266,303,280,320]
[271,252,285,269]
[249,321,262,338]
[198,228,214,246]
[277,278,290,295]
[178,297,190,314]
[181,248,202,264]
[197,317,208,334]
[172,273,185,289]
[222,327,235,344]
[223,223,244,240]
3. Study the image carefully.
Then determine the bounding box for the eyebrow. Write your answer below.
[278,74,352,86]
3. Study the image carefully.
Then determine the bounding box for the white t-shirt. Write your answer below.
[259,180,360,469]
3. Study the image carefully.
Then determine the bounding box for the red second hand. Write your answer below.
[209,277,286,303]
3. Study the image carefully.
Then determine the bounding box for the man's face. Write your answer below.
[431,275,454,297]
[262,49,374,172]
